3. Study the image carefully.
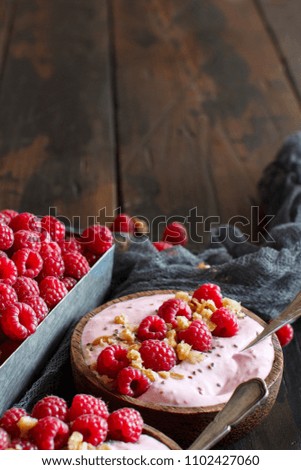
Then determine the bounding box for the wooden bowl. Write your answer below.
[142,424,181,449]
[71,290,283,449]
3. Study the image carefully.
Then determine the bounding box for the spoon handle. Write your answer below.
[188,378,268,450]
[242,290,301,351]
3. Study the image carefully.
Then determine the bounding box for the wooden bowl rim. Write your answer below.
[143,424,182,449]
[71,289,283,415]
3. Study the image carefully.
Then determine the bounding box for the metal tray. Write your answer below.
[0,245,115,415]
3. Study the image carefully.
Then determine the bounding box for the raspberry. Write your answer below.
[63,252,90,280]
[68,394,109,422]
[0,407,27,438]
[0,223,14,250]
[41,216,65,242]
[111,213,134,233]
[0,209,18,224]
[193,283,223,308]
[0,214,9,225]
[39,255,65,279]
[0,339,21,365]
[211,308,239,337]
[116,367,150,397]
[30,416,69,450]
[157,298,192,328]
[0,428,10,449]
[10,438,38,450]
[276,324,294,347]
[0,283,18,310]
[83,249,100,267]
[0,250,7,258]
[9,212,41,233]
[32,396,68,422]
[61,277,77,291]
[0,257,17,285]
[14,276,39,300]
[137,315,167,341]
[139,339,177,371]
[153,241,173,251]
[108,408,143,443]
[40,241,61,260]
[81,224,113,255]
[39,276,68,309]
[12,248,43,278]
[39,230,51,243]
[71,414,108,446]
[162,222,188,246]
[0,302,38,340]
[23,296,49,323]
[13,230,41,252]
[59,237,82,254]
[97,345,130,378]
[177,320,212,351]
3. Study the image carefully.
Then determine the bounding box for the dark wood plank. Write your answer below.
[0,0,117,227]
[112,0,301,246]
[257,0,301,100]
[0,0,16,82]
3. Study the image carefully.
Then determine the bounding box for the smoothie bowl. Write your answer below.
[71,285,283,448]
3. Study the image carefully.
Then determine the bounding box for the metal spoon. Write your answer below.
[188,378,268,450]
[242,290,301,351]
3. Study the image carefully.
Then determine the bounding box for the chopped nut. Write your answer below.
[127,349,143,369]
[158,371,170,379]
[222,298,244,317]
[142,368,157,382]
[176,341,192,360]
[175,291,191,303]
[165,329,177,348]
[170,372,185,380]
[187,350,204,364]
[176,316,191,331]
[114,314,127,325]
[17,416,38,437]
[68,431,84,450]
[92,335,116,347]
[97,443,112,450]
[119,328,135,343]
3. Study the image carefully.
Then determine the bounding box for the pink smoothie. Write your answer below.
[107,434,170,450]
[81,294,274,407]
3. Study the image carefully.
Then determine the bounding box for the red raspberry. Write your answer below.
[162,222,188,246]
[0,283,18,310]
[116,367,150,397]
[59,237,82,254]
[177,320,212,351]
[39,255,65,279]
[32,396,68,422]
[0,339,21,365]
[81,224,113,255]
[211,308,239,337]
[23,296,49,323]
[71,414,108,446]
[0,302,38,340]
[193,283,223,308]
[83,249,100,267]
[137,315,167,341]
[10,438,38,450]
[97,345,130,378]
[12,248,43,278]
[41,216,65,242]
[61,277,77,291]
[108,408,143,443]
[111,213,134,233]
[0,257,17,285]
[39,276,68,309]
[63,252,90,280]
[9,212,41,233]
[157,298,192,328]
[30,416,69,450]
[40,241,61,260]
[276,324,294,347]
[14,276,39,300]
[139,339,177,371]
[13,230,41,252]
[153,241,173,251]
[39,230,51,243]
[0,250,7,258]
[0,214,9,225]
[0,223,14,250]
[0,407,27,438]
[68,394,109,422]
[0,428,10,449]
[0,209,18,224]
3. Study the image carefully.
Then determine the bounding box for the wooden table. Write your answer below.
[0,0,300,449]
